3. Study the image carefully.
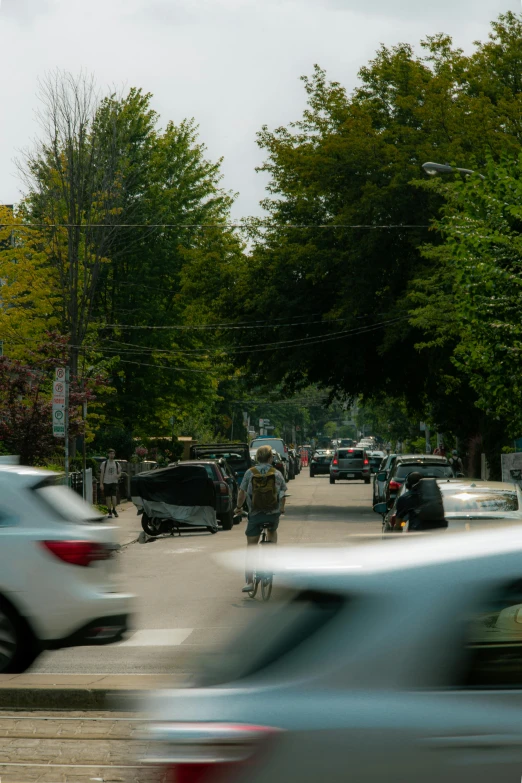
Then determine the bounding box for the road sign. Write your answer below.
[52,408,65,438]
[53,367,68,438]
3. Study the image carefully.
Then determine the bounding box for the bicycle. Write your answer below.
[247,521,274,601]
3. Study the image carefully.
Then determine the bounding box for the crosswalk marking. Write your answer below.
[118,629,193,647]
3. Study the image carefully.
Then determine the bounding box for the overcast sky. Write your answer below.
[0,0,519,218]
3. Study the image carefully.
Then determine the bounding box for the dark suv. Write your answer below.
[382,455,454,507]
[189,443,252,484]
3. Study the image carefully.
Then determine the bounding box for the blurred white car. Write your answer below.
[144,531,522,782]
[382,479,522,533]
[0,466,133,672]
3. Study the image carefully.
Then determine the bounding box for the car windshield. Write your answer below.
[395,464,454,479]
[442,489,519,513]
[34,478,104,523]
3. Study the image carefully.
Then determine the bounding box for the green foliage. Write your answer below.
[415,152,522,435]
[224,12,522,453]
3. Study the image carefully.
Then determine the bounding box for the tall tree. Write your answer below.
[225,12,522,456]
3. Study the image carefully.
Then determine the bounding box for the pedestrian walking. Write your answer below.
[449,450,464,476]
[100,449,122,518]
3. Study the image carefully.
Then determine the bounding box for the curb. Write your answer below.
[0,687,116,711]
[0,675,178,711]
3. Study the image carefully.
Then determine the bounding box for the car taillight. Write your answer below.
[40,541,113,567]
[389,480,401,491]
[219,482,229,495]
[332,458,338,465]
[146,722,281,783]
[363,459,369,465]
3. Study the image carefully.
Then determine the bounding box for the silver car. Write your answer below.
[143,531,522,782]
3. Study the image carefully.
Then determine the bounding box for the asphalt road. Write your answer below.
[32,472,381,674]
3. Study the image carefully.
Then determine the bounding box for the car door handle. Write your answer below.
[423,735,522,749]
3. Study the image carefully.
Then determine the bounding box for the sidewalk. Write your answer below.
[0,674,179,710]
[113,500,143,547]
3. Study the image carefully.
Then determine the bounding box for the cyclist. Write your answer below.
[235,445,287,593]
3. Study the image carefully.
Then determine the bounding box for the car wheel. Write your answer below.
[330,475,335,484]
[309,471,315,478]
[364,478,371,485]
[141,514,163,536]
[219,510,234,530]
[0,601,39,674]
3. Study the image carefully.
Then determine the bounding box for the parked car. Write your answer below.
[382,454,454,507]
[271,450,288,479]
[288,448,301,476]
[250,437,290,480]
[367,450,386,474]
[189,443,252,484]
[143,529,522,783]
[372,453,398,504]
[329,447,371,484]
[309,449,333,477]
[177,459,239,529]
[381,479,522,534]
[0,466,133,673]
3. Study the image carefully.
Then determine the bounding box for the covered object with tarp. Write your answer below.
[131,463,218,531]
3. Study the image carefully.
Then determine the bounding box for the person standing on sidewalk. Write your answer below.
[100,449,122,518]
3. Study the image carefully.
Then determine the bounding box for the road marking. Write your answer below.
[118,629,193,647]
[161,547,203,554]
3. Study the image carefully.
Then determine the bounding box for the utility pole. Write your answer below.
[64,367,70,483]
[82,400,87,499]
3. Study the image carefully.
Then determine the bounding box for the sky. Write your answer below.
[0,0,519,219]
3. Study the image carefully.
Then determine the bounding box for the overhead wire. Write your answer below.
[83,316,408,358]
[6,222,430,230]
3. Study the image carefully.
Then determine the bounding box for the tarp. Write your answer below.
[131,464,217,529]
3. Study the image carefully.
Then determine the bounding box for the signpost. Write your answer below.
[53,367,69,480]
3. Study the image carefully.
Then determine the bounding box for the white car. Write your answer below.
[143,530,522,782]
[0,466,133,672]
[382,479,522,533]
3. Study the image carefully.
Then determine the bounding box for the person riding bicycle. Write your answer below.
[235,445,287,593]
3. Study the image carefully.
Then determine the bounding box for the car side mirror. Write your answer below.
[377,472,387,482]
[373,502,388,516]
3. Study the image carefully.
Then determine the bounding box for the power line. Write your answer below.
[102,315,355,331]
[91,317,407,358]
[4,222,430,230]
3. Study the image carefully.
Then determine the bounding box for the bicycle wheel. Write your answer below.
[248,574,259,599]
[261,575,273,601]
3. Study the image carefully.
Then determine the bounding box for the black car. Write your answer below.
[310,449,334,477]
[382,455,454,507]
[178,458,239,529]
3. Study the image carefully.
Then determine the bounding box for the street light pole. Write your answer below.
[422,161,485,181]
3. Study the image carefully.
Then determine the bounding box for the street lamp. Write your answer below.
[422,161,485,181]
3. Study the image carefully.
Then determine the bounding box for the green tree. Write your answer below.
[226,12,522,463]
